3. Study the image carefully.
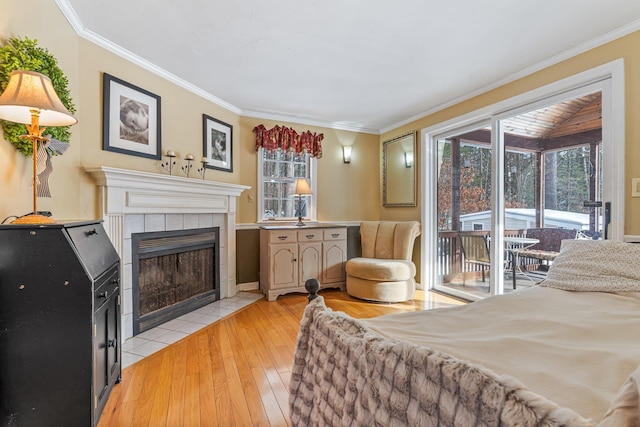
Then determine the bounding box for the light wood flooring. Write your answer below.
[98,289,464,426]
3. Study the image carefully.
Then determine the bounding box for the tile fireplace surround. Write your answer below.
[86,166,249,341]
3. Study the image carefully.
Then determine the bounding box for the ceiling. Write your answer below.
[58,1,640,134]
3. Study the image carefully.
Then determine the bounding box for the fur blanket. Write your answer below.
[289,297,594,427]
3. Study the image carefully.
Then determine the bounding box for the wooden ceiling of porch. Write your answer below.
[458,92,602,152]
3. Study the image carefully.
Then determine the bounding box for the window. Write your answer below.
[258,148,316,221]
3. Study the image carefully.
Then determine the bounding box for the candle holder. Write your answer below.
[161,150,176,175]
[197,157,208,180]
[182,153,194,178]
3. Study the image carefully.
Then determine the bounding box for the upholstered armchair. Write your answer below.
[346,221,421,302]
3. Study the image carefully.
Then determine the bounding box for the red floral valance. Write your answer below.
[254,124,323,158]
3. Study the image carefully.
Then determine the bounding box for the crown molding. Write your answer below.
[380,18,640,134]
[56,0,640,137]
[241,109,379,135]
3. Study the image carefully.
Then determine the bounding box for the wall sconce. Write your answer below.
[342,146,352,163]
[404,151,414,168]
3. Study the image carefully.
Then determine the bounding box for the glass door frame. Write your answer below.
[422,59,625,298]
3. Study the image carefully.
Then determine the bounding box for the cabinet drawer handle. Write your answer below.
[331,233,340,238]
[85,228,98,236]
[305,234,315,239]
[278,236,288,240]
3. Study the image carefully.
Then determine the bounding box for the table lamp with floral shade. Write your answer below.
[0,70,77,224]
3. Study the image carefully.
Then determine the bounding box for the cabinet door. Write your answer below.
[270,243,298,289]
[94,300,110,417]
[94,282,121,421]
[323,241,347,284]
[107,287,121,388]
[299,242,322,286]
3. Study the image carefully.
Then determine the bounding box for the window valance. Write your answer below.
[254,124,323,158]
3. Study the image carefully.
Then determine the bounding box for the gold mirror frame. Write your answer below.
[383,131,416,207]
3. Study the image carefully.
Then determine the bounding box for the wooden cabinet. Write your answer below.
[260,225,346,301]
[0,221,121,426]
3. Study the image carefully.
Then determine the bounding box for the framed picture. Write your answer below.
[103,73,161,159]
[203,114,233,172]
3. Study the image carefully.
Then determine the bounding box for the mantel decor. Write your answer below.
[102,73,161,159]
[253,124,323,158]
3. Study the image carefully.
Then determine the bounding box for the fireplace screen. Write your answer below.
[132,227,220,334]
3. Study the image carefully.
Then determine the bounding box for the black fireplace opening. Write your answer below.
[132,227,220,335]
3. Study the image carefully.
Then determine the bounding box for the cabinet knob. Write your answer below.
[97,291,108,299]
[108,339,117,348]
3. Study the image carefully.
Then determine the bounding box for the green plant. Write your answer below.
[0,37,76,156]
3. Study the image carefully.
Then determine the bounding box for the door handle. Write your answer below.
[604,202,611,240]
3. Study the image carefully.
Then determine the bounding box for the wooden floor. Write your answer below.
[98,289,463,427]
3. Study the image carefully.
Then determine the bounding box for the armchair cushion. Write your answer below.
[346,258,416,282]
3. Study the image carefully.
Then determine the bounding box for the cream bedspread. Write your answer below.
[361,286,640,422]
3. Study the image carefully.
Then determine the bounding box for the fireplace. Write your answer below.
[132,227,220,334]
[86,166,250,342]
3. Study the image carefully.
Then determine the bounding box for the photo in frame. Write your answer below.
[203,114,233,172]
[102,73,161,159]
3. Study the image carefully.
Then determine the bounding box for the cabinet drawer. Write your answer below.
[324,228,346,241]
[268,229,298,243]
[94,267,120,310]
[298,230,323,242]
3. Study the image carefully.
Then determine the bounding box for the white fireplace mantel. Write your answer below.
[86,166,250,339]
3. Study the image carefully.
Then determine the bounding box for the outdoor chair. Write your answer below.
[459,231,515,289]
[458,232,491,285]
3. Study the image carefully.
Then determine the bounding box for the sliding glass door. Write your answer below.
[428,73,619,301]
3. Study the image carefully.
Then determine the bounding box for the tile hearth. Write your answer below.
[121,291,263,368]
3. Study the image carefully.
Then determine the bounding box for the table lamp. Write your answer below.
[0,70,78,224]
[293,178,312,226]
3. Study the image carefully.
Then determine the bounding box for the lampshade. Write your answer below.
[293,178,312,196]
[0,70,77,126]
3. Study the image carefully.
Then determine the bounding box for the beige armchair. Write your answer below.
[346,221,421,302]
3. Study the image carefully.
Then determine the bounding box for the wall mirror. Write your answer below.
[383,132,416,207]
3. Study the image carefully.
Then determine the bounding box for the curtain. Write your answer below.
[254,124,323,158]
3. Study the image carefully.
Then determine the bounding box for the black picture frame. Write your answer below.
[202,114,233,172]
[103,73,161,159]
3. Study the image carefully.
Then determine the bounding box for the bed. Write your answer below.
[289,239,640,426]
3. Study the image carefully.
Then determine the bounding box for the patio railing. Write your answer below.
[437,229,536,283]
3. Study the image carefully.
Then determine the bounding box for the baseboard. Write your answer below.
[237,281,259,291]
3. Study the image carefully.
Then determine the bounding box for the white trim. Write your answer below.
[55,0,639,135]
[242,109,379,135]
[421,59,626,294]
[237,281,259,291]
[380,21,640,133]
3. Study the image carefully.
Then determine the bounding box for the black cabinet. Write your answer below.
[0,221,121,426]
